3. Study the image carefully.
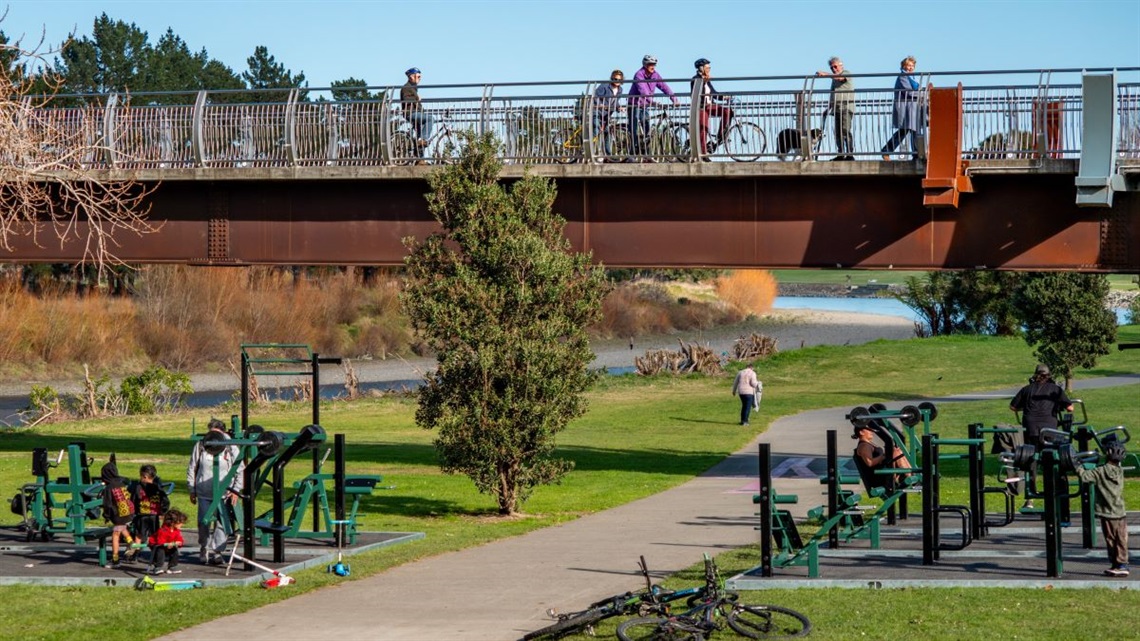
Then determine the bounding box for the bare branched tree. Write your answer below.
[0,22,158,271]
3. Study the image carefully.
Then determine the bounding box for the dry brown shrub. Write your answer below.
[595,281,739,339]
[714,270,777,317]
[596,283,674,338]
[133,266,241,369]
[0,277,140,372]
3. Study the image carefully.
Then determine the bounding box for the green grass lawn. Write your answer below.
[0,326,1137,640]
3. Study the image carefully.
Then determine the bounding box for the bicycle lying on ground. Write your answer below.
[520,554,810,640]
[520,556,687,640]
[616,555,810,640]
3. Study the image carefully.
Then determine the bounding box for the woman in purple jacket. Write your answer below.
[627,55,679,159]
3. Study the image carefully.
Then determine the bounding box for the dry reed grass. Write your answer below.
[0,269,742,381]
[714,270,777,317]
[594,281,738,339]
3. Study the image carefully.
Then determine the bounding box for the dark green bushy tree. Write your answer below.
[401,132,609,515]
[1011,272,1117,390]
[895,271,1023,336]
[242,45,306,102]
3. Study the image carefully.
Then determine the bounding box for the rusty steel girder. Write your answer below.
[0,171,1135,271]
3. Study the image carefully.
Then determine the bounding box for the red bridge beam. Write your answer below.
[0,171,1135,271]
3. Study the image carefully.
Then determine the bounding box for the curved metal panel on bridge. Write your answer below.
[5,68,1139,271]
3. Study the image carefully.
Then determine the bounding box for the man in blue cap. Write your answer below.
[401,67,433,150]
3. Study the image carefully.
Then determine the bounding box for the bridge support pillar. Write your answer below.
[1076,72,1127,207]
[922,84,973,208]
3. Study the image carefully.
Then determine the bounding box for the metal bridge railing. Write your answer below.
[22,68,1140,170]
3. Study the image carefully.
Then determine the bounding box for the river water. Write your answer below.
[775,296,1132,325]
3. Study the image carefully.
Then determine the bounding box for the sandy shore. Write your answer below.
[0,309,913,402]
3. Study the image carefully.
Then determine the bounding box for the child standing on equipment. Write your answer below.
[1077,442,1130,576]
[100,461,138,568]
[131,464,169,554]
[147,509,188,575]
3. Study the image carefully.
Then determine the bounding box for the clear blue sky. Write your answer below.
[5,0,1139,89]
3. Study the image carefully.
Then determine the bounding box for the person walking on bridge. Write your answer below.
[627,55,679,159]
[881,56,922,160]
[816,56,855,160]
[731,363,760,426]
[400,67,433,152]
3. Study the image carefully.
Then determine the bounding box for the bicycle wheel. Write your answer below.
[521,607,610,641]
[549,129,579,164]
[726,604,811,639]
[389,131,417,166]
[724,122,767,162]
[617,617,704,641]
[606,126,632,162]
[432,132,460,164]
[669,124,690,162]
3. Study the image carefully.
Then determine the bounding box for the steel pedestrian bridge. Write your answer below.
[10,67,1140,271]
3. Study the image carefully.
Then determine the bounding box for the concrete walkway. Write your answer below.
[159,376,1139,641]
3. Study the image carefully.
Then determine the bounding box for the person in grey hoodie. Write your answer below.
[186,418,244,564]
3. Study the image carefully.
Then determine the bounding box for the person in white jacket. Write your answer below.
[731,364,760,426]
[186,418,245,564]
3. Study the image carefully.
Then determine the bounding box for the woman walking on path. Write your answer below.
[731,363,760,426]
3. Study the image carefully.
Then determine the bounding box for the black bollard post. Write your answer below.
[1043,449,1062,577]
[826,430,839,550]
[311,353,321,534]
[967,424,985,540]
[922,434,936,565]
[335,434,346,551]
[758,442,772,577]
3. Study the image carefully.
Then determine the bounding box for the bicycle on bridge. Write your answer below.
[388,109,462,165]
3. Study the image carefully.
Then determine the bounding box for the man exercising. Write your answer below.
[1009,364,1073,508]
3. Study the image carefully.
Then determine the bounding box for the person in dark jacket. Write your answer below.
[1009,363,1073,508]
[129,464,169,560]
[101,461,139,568]
[592,69,625,158]
[691,58,733,159]
[400,67,433,148]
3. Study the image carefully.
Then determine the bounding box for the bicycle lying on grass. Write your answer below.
[617,554,810,640]
[520,554,810,640]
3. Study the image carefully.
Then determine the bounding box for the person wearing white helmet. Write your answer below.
[400,67,433,151]
[691,58,733,160]
[627,54,679,159]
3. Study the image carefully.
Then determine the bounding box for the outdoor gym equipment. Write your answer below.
[919,433,987,564]
[237,344,342,565]
[1000,427,1101,577]
[9,443,121,564]
[845,401,937,520]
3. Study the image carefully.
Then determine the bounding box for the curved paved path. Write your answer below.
[159,375,1139,641]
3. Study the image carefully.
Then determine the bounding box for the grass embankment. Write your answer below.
[0,327,1137,640]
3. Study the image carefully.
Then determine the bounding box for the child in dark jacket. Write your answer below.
[130,464,169,554]
[147,509,188,575]
[101,461,138,568]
